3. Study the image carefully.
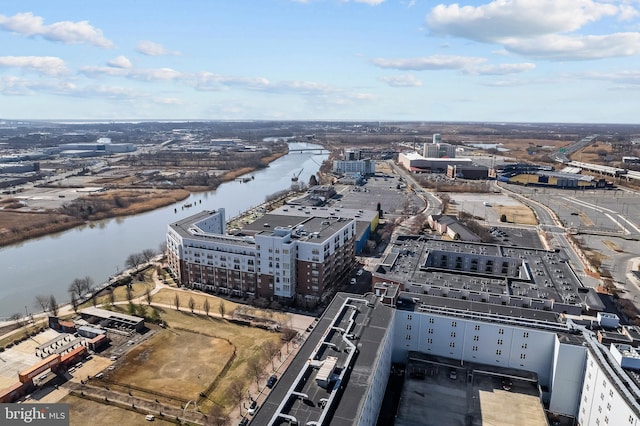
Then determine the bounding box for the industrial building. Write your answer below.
[422,142,456,159]
[166,207,376,302]
[252,287,640,426]
[398,151,472,173]
[446,163,489,180]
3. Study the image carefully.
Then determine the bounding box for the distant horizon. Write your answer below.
[3,118,640,128]
[1,2,639,124]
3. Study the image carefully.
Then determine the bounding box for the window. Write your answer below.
[498,328,504,335]
[523,332,529,338]
[609,390,614,397]
[451,321,457,327]
[407,314,412,320]
[428,328,433,334]
[406,335,411,341]
[522,343,527,349]
[427,338,433,344]
[606,403,611,411]
[449,342,455,348]
[406,325,412,330]
[520,354,526,359]
[474,325,480,331]
[473,336,479,341]
[450,332,456,338]
[497,339,503,345]
[472,346,478,352]
[496,350,502,355]
[429,318,435,324]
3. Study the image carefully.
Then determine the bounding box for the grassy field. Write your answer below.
[80,268,156,309]
[63,394,175,426]
[99,305,281,414]
[111,328,235,401]
[150,288,241,315]
[494,205,537,225]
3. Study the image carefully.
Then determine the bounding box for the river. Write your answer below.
[0,142,327,318]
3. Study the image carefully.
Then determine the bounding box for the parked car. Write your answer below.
[247,400,258,415]
[449,370,457,380]
[356,268,364,276]
[350,278,357,285]
[266,374,278,389]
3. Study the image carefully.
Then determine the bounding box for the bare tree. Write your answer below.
[247,356,265,389]
[142,248,156,263]
[208,404,230,426]
[91,293,98,307]
[219,300,226,318]
[125,252,145,270]
[188,296,196,313]
[70,293,79,313]
[34,295,49,313]
[10,313,23,327]
[125,285,133,303]
[173,293,181,311]
[108,289,115,307]
[226,381,245,415]
[203,298,211,316]
[262,340,281,371]
[158,242,167,256]
[48,294,59,316]
[145,287,153,305]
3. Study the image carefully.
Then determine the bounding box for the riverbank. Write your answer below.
[0,149,289,248]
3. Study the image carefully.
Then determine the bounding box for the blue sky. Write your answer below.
[0,0,639,123]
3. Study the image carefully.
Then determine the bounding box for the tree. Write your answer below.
[188,296,196,313]
[226,381,245,415]
[219,300,226,318]
[108,289,115,307]
[500,214,507,223]
[91,293,98,307]
[173,293,181,311]
[308,174,318,187]
[247,356,266,389]
[262,340,281,371]
[125,252,145,270]
[125,285,133,303]
[208,404,230,426]
[158,242,167,256]
[203,298,211,316]
[145,287,153,305]
[10,313,24,327]
[34,295,49,313]
[142,248,156,263]
[48,294,59,317]
[70,293,79,313]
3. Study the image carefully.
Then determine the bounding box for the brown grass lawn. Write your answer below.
[63,394,174,426]
[151,289,241,315]
[111,328,234,401]
[96,305,282,414]
[494,205,538,225]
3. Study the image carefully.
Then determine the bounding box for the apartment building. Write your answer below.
[166,209,357,302]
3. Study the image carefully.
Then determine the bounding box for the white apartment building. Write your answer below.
[167,209,357,301]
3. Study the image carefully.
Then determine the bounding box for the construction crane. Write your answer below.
[291,168,304,182]
[291,168,304,191]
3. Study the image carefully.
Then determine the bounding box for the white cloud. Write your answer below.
[372,55,486,70]
[136,41,180,56]
[0,56,68,76]
[379,74,423,87]
[81,65,182,81]
[0,12,113,48]
[352,0,385,5]
[0,75,76,95]
[427,0,620,42]
[465,62,536,75]
[505,32,640,59]
[107,56,132,69]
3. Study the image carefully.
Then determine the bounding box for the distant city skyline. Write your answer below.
[1,1,639,124]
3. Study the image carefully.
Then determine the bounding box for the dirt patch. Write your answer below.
[493,205,537,225]
[63,394,174,426]
[110,329,234,401]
